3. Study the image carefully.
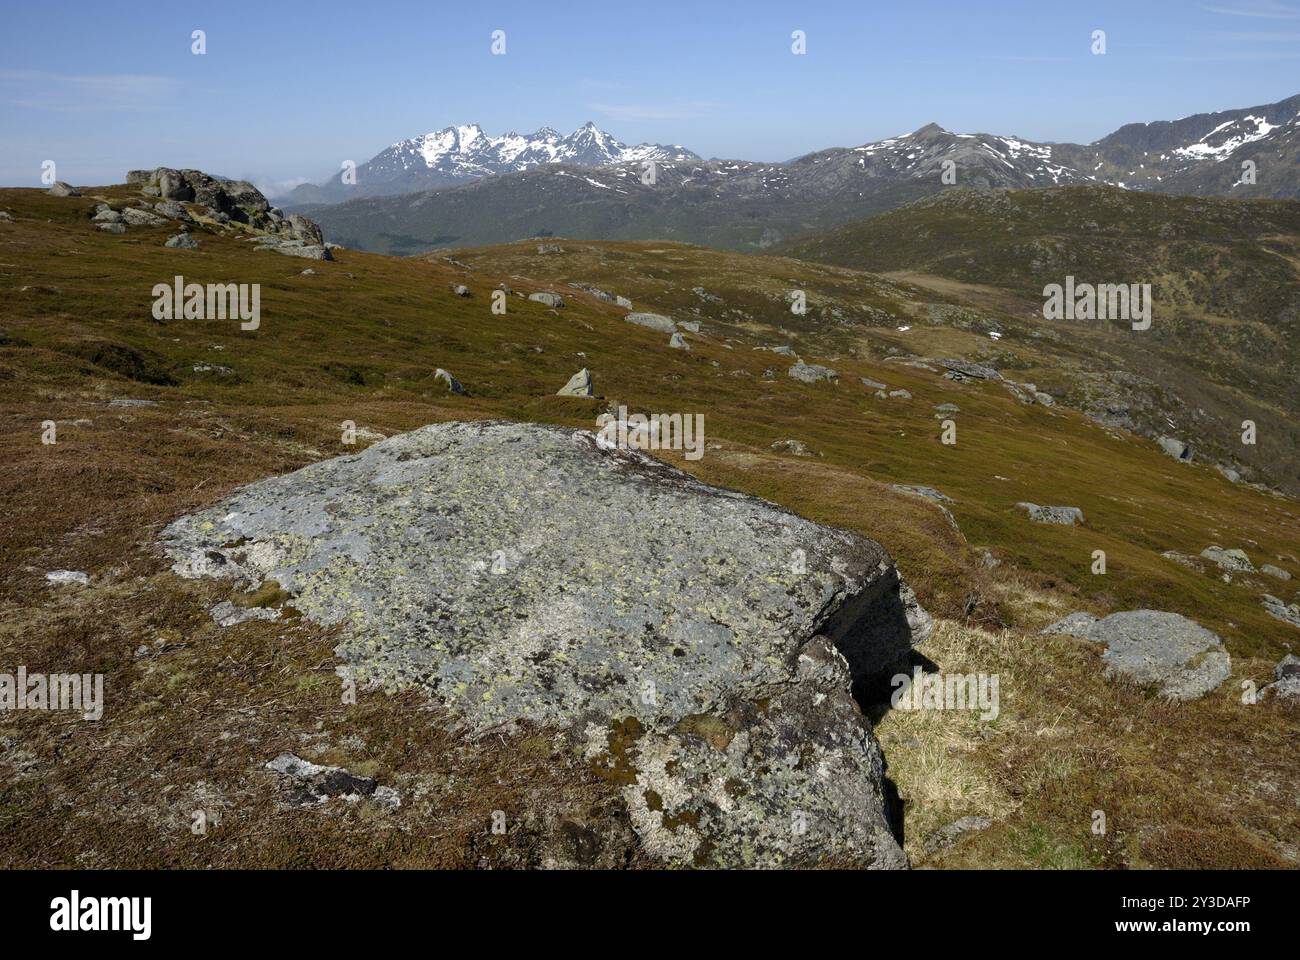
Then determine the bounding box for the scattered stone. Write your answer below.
[91,208,124,223]
[1216,464,1241,484]
[668,332,690,351]
[0,211,13,223]
[434,368,466,395]
[108,398,158,408]
[678,321,701,334]
[771,345,797,357]
[1261,564,1292,581]
[1263,594,1300,629]
[887,389,912,400]
[255,237,333,260]
[122,207,167,227]
[789,362,837,384]
[556,368,594,397]
[771,439,812,456]
[45,570,90,587]
[162,420,926,868]
[936,358,999,381]
[96,223,126,234]
[934,403,960,413]
[1200,546,1255,573]
[860,378,887,390]
[1017,502,1084,525]
[1042,610,1231,701]
[536,243,563,254]
[164,233,199,249]
[286,213,323,245]
[1261,654,1300,701]
[451,284,471,297]
[210,600,280,627]
[300,268,316,276]
[624,312,676,333]
[925,815,992,855]
[892,485,952,504]
[266,753,399,809]
[47,181,80,197]
[153,200,193,222]
[528,292,564,308]
[1157,436,1192,462]
[615,295,633,309]
[1032,391,1055,406]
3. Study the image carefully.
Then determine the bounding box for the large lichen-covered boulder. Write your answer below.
[161,420,922,868]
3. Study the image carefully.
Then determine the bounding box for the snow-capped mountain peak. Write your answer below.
[299,122,701,202]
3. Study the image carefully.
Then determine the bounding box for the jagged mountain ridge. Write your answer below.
[286,121,699,205]
[295,92,1300,254]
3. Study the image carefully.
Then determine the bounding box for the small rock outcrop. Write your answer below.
[624,312,676,333]
[556,368,594,397]
[1263,594,1300,629]
[528,292,564,308]
[161,420,926,868]
[126,167,326,248]
[789,362,837,384]
[1201,546,1254,573]
[434,368,466,395]
[47,181,80,197]
[164,233,199,249]
[668,332,690,351]
[1157,436,1192,462]
[1043,610,1231,700]
[1261,654,1300,701]
[1017,502,1084,525]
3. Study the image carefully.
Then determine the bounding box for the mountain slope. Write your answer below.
[295,93,1300,254]
[285,121,698,205]
[779,185,1300,494]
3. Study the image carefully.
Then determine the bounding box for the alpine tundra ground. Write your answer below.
[1,184,1297,868]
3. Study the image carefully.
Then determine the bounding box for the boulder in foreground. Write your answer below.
[161,420,923,868]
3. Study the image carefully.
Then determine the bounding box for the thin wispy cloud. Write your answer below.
[0,69,178,112]
[1199,1,1300,18]
[587,100,727,122]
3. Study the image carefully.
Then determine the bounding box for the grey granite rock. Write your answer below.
[161,420,925,868]
[556,368,593,397]
[1042,610,1231,701]
[789,362,837,384]
[1263,594,1300,629]
[1016,502,1084,525]
[624,312,676,333]
[1201,545,1255,573]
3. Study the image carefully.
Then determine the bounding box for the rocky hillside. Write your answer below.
[1,180,1297,870]
[780,185,1300,497]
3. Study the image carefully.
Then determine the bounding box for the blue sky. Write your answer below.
[2,0,1298,194]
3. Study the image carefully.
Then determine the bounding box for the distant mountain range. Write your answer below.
[285,122,698,205]
[289,93,1300,255]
